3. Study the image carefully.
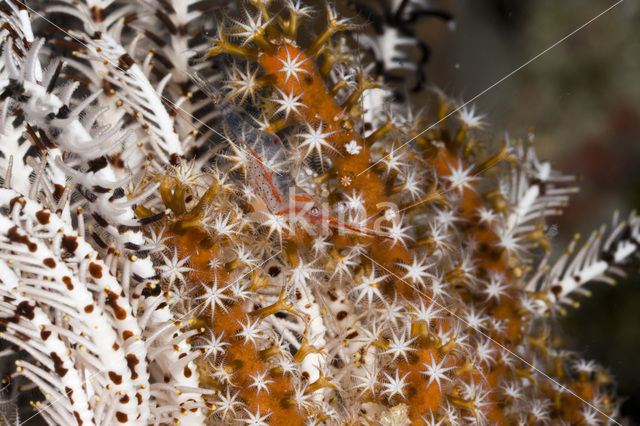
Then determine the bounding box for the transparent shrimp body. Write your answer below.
[189,70,387,239]
[220,105,391,239]
[219,105,293,214]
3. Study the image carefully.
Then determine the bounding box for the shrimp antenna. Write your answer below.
[187,69,222,104]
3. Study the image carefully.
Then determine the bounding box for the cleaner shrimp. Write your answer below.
[187,70,389,240]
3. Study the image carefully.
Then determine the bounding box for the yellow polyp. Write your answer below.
[205,36,258,62]
[439,338,458,354]
[319,52,339,78]
[224,257,242,272]
[252,1,271,22]
[444,264,466,283]
[454,359,477,378]
[452,122,469,150]
[472,143,512,175]
[258,344,281,362]
[293,337,320,363]
[283,14,298,39]
[449,395,477,414]
[528,333,549,355]
[306,27,336,59]
[169,184,219,233]
[342,74,379,111]
[259,31,279,52]
[515,368,534,383]
[306,373,335,394]
[554,357,566,379]
[227,360,245,375]
[269,365,284,376]
[250,287,296,320]
[364,118,394,146]
[266,117,288,133]
[159,179,185,214]
[408,184,449,213]
[250,272,271,291]
[412,320,430,340]
[527,221,550,253]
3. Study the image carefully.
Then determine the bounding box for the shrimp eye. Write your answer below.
[336,201,348,213]
[309,206,321,217]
